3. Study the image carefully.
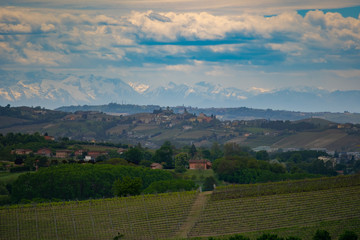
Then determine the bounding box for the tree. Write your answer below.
[124,147,143,165]
[95,154,108,162]
[189,144,197,158]
[290,153,302,163]
[338,231,358,240]
[224,143,251,157]
[103,158,129,165]
[153,141,174,169]
[113,232,124,240]
[257,233,284,240]
[143,179,196,194]
[203,176,217,191]
[210,142,223,160]
[112,176,142,197]
[174,153,189,173]
[313,230,331,240]
[256,150,269,160]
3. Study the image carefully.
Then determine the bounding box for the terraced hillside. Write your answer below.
[189,175,360,239]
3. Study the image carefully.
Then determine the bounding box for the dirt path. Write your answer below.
[174,191,212,239]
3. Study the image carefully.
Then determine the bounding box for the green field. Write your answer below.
[0,172,30,185]
[1,175,359,240]
[183,169,217,187]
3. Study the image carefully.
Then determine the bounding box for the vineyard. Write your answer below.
[0,191,197,240]
[1,175,360,240]
[188,175,360,239]
[211,174,360,200]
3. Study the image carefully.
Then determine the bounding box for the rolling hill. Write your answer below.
[0,105,359,151]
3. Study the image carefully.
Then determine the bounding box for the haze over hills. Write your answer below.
[1,70,360,113]
[56,103,360,124]
[1,105,360,152]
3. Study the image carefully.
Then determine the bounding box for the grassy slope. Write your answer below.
[271,129,360,151]
[0,172,29,185]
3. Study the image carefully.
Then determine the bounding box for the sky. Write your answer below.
[0,0,360,109]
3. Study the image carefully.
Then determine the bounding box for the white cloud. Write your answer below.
[0,5,359,97]
[165,64,193,72]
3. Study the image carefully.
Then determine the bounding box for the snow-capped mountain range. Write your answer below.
[0,70,359,113]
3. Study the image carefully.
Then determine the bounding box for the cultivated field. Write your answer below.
[1,175,359,240]
[189,175,360,239]
[0,191,197,240]
[272,129,353,150]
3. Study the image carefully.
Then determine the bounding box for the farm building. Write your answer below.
[87,151,108,160]
[13,149,33,155]
[189,159,212,170]
[151,163,163,169]
[55,150,72,158]
[37,148,52,157]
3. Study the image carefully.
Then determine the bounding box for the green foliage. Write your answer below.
[112,176,142,197]
[224,143,252,157]
[210,142,223,161]
[313,230,331,240]
[203,176,217,191]
[175,152,189,173]
[10,166,31,173]
[124,147,144,164]
[208,234,251,240]
[0,183,9,195]
[189,143,197,157]
[256,150,270,160]
[11,164,173,202]
[286,237,302,240]
[139,159,153,167]
[102,158,129,165]
[143,179,196,194]
[213,155,293,184]
[153,141,174,169]
[257,233,284,240]
[339,231,358,240]
[113,232,124,240]
[229,235,251,240]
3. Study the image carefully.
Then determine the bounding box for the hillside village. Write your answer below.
[1,105,360,152]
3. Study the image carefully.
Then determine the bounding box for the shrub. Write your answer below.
[112,176,142,197]
[143,179,196,194]
[313,230,331,240]
[9,166,30,173]
[257,233,284,240]
[203,176,217,191]
[229,234,250,240]
[339,231,358,240]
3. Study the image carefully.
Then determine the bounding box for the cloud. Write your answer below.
[0,5,359,97]
[1,6,359,69]
[3,0,359,16]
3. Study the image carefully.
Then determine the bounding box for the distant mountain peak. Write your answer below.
[0,70,359,112]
